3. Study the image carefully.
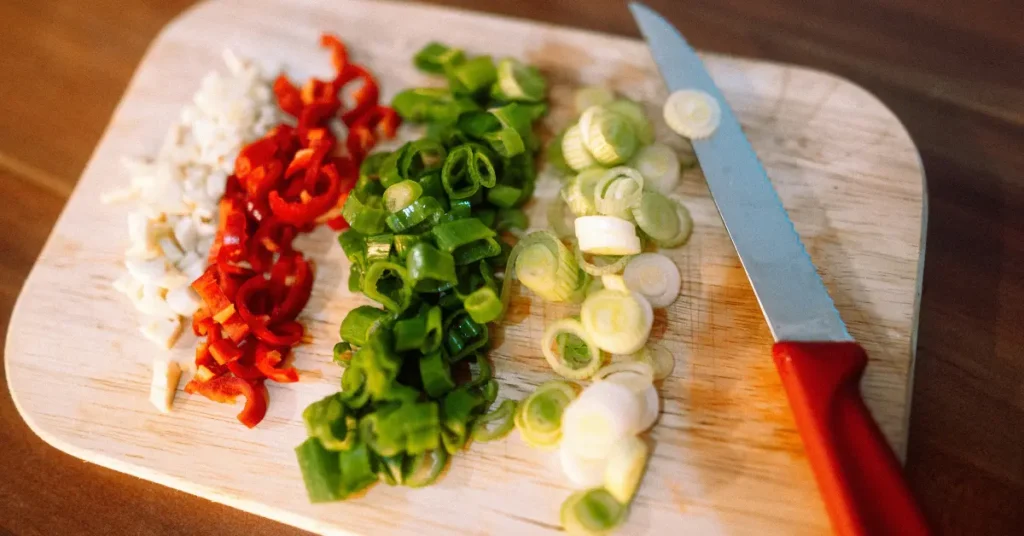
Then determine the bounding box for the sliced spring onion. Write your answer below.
[560,488,626,536]
[413,42,465,74]
[513,231,581,303]
[295,438,342,502]
[573,86,615,115]
[604,436,649,503]
[561,124,597,171]
[664,89,721,140]
[575,249,633,277]
[579,106,638,166]
[593,361,655,395]
[515,380,579,448]
[342,194,389,235]
[471,399,518,442]
[561,168,605,217]
[463,286,502,324]
[495,57,546,102]
[632,191,680,242]
[630,143,680,194]
[593,167,644,219]
[432,218,496,253]
[647,343,675,381]
[575,216,641,256]
[403,448,449,488]
[561,380,641,460]
[406,242,458,285]
[654,198,694,249]
[384,180,423,213]
[302,394,355,451]
[362,261,415,313]
[622,253,681,308]
[385,196,443,233]
[600,274,629,293]
[366,234,394,263]
[547,198,576,239]
[580,289,653,355]
[637,384,660,432]
[604,99,655,145]
[547,128,573,175]
[339,305,389,347]
[420,350,456,398]
[441,145,481,199]
[560,442,609,489]
[541,318,604,380]
[447,55,498,95]
[443,310,489,362]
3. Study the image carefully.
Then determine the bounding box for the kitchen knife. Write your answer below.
[629,3,930,535]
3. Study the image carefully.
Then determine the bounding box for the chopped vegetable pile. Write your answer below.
[295,41,548,500]
[183,34,400,428]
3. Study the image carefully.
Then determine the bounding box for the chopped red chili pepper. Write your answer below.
[184,375,267,429]
[186,33,398,429]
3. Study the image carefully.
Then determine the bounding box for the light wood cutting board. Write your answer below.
[4,0,926,534]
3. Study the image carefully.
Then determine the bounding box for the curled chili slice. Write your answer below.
[192,266,232,317]
[255,344,300,383]
[273,75,304,118]
[340,65,381,126]
[209,338,243,365]
[268,163,341,226]
[236,274,307,346]
[273,256,314,323]
[185,375,268,429]
[321,33,349,78]
[227,342,267,382]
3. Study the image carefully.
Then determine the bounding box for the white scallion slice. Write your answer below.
[560,442,610,489]
[573,86,616,115]
[600,274,629,293]
[604,436,650,503]
[637,384,660,432]
[594,167,645,220]
[576,249,633,277]
[547,197,577,239]
[575,216,641,256]
[623,253,681,308]
[630,143,681,193]
[647,343,675,381]
[594,361,655,394]
[560,488,626,536]
[542,319,604,380]
[561,168,606,217]
[664,89,721,139]
[632,191,681,242]
[562,124,597,171]
[562,380,642,460]
[496,57,546,102]
[654,198,694,249]
[579,106,638,166]
[580,289,654,355]
[514,231,582,303]
[604,99,655,145]
[516,380,579,448]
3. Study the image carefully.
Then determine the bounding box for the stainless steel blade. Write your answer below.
[630,2,852,342]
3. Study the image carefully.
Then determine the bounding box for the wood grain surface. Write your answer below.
[0,1,1018,535]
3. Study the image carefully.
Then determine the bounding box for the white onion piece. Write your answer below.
[575,215,641,256]
[126,257,169,285]
[664,89,721,140]
[140,316,183,349]
[166,286,202,317]
[149,358,182,413]
[560,442,609,489]
[623,253,681,308]
[562,381,642,460]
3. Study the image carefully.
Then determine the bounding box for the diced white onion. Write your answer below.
[166,286,202,317]
[140,316,183,349]
[149,358,183,413]
[125,257,169,285]
[623,253,682,308]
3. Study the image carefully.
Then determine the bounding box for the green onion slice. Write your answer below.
[561,168,605,217]
[342,194,389,235]
[575,248,633,277]
[653,198,694,249]
[420,350,456,398]
[403,448,450,488]
[513,231,581,303]
[494,57,547,102]
[405,242,458,285]
[384,180,424,213]
[413,42,465,74]
[561,124,597,171]
[515,380,578,448]
[560,488,626,535]
[579,106,638,166]
[573,86,615,115]
[605,99,655,145]
[471,399,518,442]
[340,305,390,347]
[541,318,604,380]
[385,195,443,233]
[629,143,680,194]
[631,190,680,242]
[362,261,415,313]
[463,286,503,324]
[580,289,653,355]
[593,167,644,220]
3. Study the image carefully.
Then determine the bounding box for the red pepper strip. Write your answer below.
[209,338,243,365]
[346,125,375,162]
[192,304,213,336]
[235,136,280,178]
[339,65,381,127]
[192,266,232,317]
[224,173,245,201]
[268,255,295,304]
[267,164,341,226]
[236,276,305,346]
[255,344,300,383]
[184,375,268,429]
[253,321,304,347]
[272,256,314,323]
[216,197,248,263]
[298,99,341,130]
[326,215,350,231]
[222,313,251,343]
[226,342,266,381]
[301,128,334,149]
[321,33,349,77]
[273,75,304,118]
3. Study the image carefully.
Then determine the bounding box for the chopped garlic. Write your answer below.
[166,285,202,317]
[150,359,183,413]
[104,51,282,351]
[141,316,183,349]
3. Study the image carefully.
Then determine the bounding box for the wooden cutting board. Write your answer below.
[4,0,926,534]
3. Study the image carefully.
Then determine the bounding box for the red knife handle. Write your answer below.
[772,342,930,536]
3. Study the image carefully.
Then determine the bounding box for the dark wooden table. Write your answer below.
[2,1,1021,534]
